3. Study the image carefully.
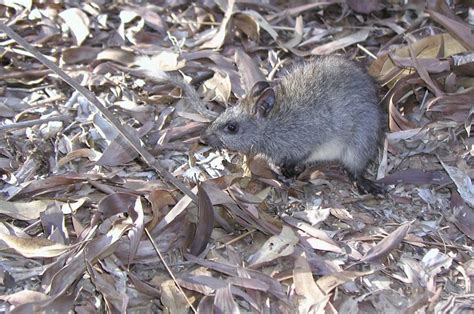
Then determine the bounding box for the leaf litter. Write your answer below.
[0,1,473,312]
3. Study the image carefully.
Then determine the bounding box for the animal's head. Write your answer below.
[201,81,276,154]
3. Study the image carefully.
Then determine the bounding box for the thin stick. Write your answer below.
[356,44,377,60]
[145,227,197,313]
[0,22,197,203]
[0,115,69,132]
[215,229,256,250]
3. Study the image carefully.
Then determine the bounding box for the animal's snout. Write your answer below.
[199,131,222,149]
[199,131,210,144]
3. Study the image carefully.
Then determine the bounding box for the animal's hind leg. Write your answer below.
[341,149,384,195]
[347,171,384,195]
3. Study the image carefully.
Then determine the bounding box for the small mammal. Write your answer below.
[201,56,383,194]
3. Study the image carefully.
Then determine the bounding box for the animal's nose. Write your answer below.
[199,132,209,144]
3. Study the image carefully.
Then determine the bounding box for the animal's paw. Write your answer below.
[280,163,305,179]
[353,176,385,196]
[277,174,293,187]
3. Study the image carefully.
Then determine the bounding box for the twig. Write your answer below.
[214,229,256,250]
[145,227,197,313]
[356,44,377,60]
[0,22,197,203]
[30,94,64,106]
[0,115,69,132]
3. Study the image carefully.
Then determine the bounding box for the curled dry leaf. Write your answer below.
[427,2,474,51]
[359,222,411,264]
[58,8,91,46]
[143,52,186,72]
[243,10,278,40]
[282,15,304,49]
[248,225,299,266]
[98,192,138,218]
[439,160,474,207]
[48,222,130,295]
[214,284,239,314]
[89,264,128,313]
[57,148,101,167]
[96,48,136,66]
[201,0,235,49]
[234,49,266,95]
[453,205,474,240]
[202,71,232,103]
[155,186,197,233]
[0,0,32,10]
[370,33,466,85]
[421,249,453,281]
[285,221,342,254]
[127,197,144,266]
[233,13,259,41]
[188,184,214,255]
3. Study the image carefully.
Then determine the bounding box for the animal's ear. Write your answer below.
[254,87,275,118]
[250,81,270,99]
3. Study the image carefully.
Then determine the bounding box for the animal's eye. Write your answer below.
[225,122,238,133]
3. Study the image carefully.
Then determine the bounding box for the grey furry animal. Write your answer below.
[201,56,383,194]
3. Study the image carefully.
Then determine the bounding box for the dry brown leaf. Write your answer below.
[48,222,130,295]
[57,148,101,167]
[316,270,375,295]
[234,49,266,95]
[0,232,69,258]
[58,8,91,46]
[347,0,384,14]
[370,33,466,85]
[144,52,186,71]
[293,252,328,313]
[61,47,100,64]
[201,0,235,49]
[359,222,411,264]
[202,71,232,103]
[453,205,474,241]
[214,284,239,314]
[188,185,214,255]
[242,10,278,40]
[248,225,298,266]
[89,264,128,313]
[161,280,190,314]
[427,3,474,51]
[127,197,144,266]
[0,290,49,305]
[155,187,197,233]
[0,199,53,220]
[439,160,474,207]
[233,13,259,41]
[281,15,304,49]
[96,48,136,65]
[312,29,369,55]
[0,0,32,10]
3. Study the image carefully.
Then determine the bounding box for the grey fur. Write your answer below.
[202,56,383,189]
